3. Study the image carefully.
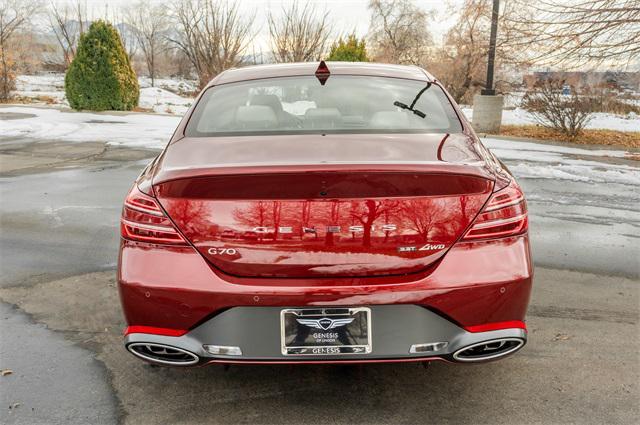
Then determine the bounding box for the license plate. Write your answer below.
[280,307,372,356]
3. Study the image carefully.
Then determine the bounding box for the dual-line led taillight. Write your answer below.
[121,185,187,245]
[462,180,528,241]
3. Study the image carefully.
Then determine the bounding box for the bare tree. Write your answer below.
[48,0,86,68]
[398,199,446,243]
[125,1,168,86]
[0,0,40,100]
[430,0,528,103]
[431,0,488,103]
[367,0,433,64]
[506,0,640,68]
[162,48,195,81]
[267,2,332,63]
[349,200,399,248]
[116,22,140,62]
[169,0,255,88]
[522,79,594,138]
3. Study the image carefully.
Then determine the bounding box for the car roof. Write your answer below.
[207,62,434,87]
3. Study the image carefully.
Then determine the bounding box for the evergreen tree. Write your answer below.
[65,20,139,111]
[326,35,369,62]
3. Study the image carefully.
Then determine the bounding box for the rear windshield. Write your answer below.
[185,75,462,136]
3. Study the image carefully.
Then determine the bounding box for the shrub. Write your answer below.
[326,35,369,62]
[584,87,640,115]
[65,20,139,111]
[522,79,594,138]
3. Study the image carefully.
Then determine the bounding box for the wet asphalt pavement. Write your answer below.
[0,120,638,424]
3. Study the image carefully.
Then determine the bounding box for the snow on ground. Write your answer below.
[13,73,195,116]
[15,74,64,92]
[138,87,192,115]
[461,107,640,132]
[138,76,198,96]
[483,137,638,186]
[483,137,630,159]
[15,74,67,104]
[0,106,179,149]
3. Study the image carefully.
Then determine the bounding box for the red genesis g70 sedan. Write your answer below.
[118,62,532,366]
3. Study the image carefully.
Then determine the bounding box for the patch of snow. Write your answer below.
[13,74,195,116]
[482,137,630,160]
[15,74,64,92]
[461,107,640,132]
[621,98,640,107]
[138,87,192,115]
[138,77,198,96]
[483,137,638,186]
[14,74,68,105]
[509,163,638,185]
[0,106,179,149]
[581,112,640,132]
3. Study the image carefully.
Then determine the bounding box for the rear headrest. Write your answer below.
[235,105,278,129]
[370,111,411,128]
[304,108,343,129]
[250,94,283,112]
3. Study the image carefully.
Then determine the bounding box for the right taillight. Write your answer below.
[121,185,187,245]
[462,180,528,241]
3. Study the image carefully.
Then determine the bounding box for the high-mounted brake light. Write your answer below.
[462,180,528,241]
[121,185,187,245]
[315,60,330,85]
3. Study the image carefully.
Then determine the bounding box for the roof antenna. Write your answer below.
[315,60,330,85]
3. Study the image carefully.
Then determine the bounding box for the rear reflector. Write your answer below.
[124,325,188,337]
[464,320,527,333]
[121,185,187,245]
[462,180,527,241]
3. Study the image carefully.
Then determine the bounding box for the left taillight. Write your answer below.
[121,185,187,245]
[462,180,528,241]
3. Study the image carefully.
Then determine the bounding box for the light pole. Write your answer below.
[472,0,503,134]
[482,0,500,96]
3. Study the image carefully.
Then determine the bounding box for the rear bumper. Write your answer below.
[118,234,533,365]
[124,305,527,365]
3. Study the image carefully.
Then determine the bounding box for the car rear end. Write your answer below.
[118,62,532,366]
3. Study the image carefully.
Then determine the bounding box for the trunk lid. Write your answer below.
[152,133,496,278]
[155,170,492,278]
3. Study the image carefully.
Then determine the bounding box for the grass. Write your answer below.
[132,106,153,113]
[2,95,58,105]
[496,125,640,149]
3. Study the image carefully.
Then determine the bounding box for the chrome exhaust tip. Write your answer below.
[127,342,199,366]
[453,338,525,362]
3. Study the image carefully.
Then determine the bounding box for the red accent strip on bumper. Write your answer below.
[123,326,187,337]
[202,357,446,366]
[464,320,527,333]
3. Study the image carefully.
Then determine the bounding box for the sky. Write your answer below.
[51,0,462,52]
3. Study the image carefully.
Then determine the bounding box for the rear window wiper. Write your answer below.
[393,101,426,118]
[394,82,432,119]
